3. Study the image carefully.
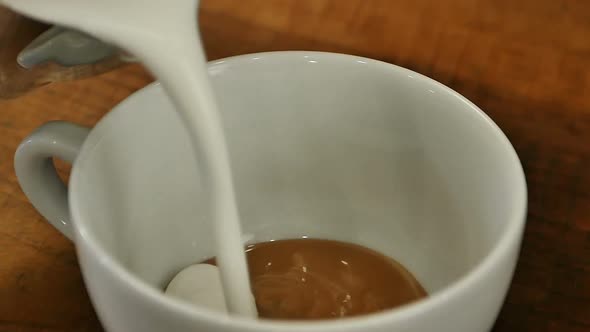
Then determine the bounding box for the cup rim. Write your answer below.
[70,51,527,330]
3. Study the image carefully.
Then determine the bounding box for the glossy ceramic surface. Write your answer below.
[15,51,527,332]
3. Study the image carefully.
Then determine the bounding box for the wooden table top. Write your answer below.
[1,1,589,331]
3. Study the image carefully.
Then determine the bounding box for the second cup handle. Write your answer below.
[14,121,90,241]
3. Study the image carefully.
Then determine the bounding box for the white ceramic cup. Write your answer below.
[15,51,527,332]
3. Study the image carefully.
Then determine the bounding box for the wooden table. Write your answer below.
[1,1,589,331]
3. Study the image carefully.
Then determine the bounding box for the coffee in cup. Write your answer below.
[203,238,427,320]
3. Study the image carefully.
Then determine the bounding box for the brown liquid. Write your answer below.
[203,238,427,320]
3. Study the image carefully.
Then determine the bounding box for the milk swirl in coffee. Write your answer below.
[204,239,427,320]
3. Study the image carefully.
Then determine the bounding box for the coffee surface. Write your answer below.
[204,238,427,320]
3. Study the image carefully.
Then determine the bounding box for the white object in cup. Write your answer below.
[14,51,527,332]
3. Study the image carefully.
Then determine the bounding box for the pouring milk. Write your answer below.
[0,0,257,317]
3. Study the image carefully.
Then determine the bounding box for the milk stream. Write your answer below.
[0,0,257,317]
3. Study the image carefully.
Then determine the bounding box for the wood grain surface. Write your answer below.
[0,10,127,99]
[1,0,589,331]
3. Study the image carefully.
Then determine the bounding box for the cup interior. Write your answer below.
[72,52,525,300]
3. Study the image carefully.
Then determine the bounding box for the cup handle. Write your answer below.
[14,121,90,241]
